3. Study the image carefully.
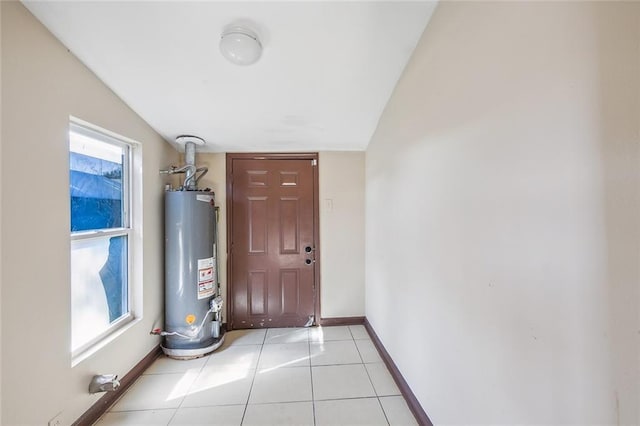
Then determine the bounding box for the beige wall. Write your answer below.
[366,2,639,424]
[196,152,365,322]
[319,152,365,318]
[1,2,178,424]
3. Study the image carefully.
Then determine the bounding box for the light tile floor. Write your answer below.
[96,325,417,426]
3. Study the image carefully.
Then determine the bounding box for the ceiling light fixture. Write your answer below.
[220,26,262,66]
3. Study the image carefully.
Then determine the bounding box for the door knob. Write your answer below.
[305,246,313,253]
[305,259,313,265]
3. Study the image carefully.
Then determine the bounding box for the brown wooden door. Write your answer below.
[228,156,318,329]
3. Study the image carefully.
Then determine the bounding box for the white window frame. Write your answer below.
[69,118,141,361]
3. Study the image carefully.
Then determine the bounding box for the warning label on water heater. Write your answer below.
[197,257,215,300]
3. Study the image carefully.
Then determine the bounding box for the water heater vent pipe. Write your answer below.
[160,135,208,190]
[183,137,198,190]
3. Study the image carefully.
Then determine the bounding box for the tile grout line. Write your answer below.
[308,328,317,426]
[361,353,386,404]
[352,326,392,426]
[377,396,392,426]
[240,330,267,425]
[352,328,366,365]
[163,356,208,425]
[351,328,389,425]
[318,327,389,425]
[312,395,388,403]
[351,325,380,400]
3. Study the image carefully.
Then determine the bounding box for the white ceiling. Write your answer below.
[23,1,436,152]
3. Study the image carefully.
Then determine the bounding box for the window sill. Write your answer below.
[71,317,143,367]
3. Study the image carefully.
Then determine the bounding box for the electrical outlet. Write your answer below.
[48,412,64,426]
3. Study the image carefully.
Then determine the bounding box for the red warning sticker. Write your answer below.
[197,257,215,300]
[198,280,214,299]
[199,267,213,282]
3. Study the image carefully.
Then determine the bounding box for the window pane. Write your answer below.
[71,235,128,351]
[70,132,125,232]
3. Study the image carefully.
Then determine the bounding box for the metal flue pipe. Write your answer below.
[184,140,197,190]
[159,135,207,190]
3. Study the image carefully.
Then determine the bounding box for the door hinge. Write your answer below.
[311,159,317,166]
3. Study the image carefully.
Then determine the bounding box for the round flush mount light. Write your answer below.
[220,26,262,66]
